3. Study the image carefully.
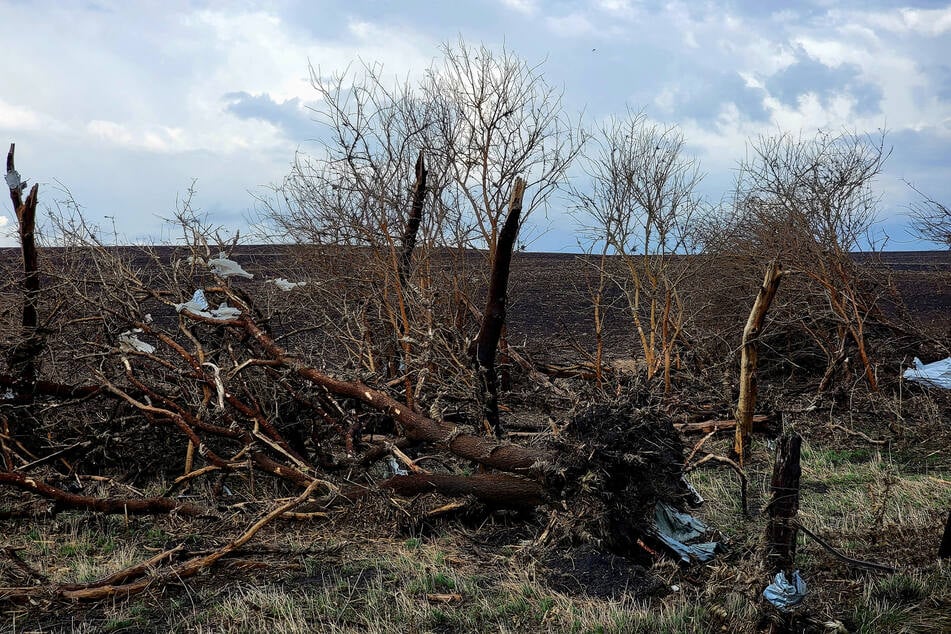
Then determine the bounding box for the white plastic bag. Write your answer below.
[904,357,951,389]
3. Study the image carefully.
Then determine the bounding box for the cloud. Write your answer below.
[222,92,316,141]
[498,0,539,15]
[863,6,951,36]
[545,13,597,37]
[765,55,883,115]
[0,99,42,130]
[86,120,188,153]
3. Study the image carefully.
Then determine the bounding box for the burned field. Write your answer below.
[1,237,949,633]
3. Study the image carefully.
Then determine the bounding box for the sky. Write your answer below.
[1,0,949,251]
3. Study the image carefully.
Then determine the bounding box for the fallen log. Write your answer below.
[381,472,545,508]
[240,317,554,475]
[675,415,772,434]
[0,471,206,516]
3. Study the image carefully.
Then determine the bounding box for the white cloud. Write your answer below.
[0,99,42,130]
[595,0,637,18]
[499,0,539,15]
[545,13,597,37]
[86,120,188,153]
[864,7,951,36]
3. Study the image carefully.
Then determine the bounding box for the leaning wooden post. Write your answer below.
[734,260,784,463]
[765,432,802,573]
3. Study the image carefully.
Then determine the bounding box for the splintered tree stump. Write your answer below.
[765,433,802,572]
[734,261,783,463]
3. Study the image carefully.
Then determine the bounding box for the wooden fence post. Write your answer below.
[765,433,802,573]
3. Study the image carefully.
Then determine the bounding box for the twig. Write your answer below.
[685,453,748,517]
[59,478,326,600]
[828,423,887,446]
[794,520,896,573]
[684,430,716,467]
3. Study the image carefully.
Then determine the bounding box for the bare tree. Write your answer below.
[571,111,704,392]
[258,41,582,418]
[907,183,951,249]
[710,129,891,391]
[423,39,581,253]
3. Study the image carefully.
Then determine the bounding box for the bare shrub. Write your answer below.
[570,111,704,392]
[703,129,892,391]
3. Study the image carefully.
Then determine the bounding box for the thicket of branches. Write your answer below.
[0,40,939,600]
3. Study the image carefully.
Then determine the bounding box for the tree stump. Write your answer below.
[765,433,802,573]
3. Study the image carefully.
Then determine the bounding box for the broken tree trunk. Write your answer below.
[392,150,427,408]
[397,151,427,292]
[472,177,526,437]
[239,316,553,475]
[5,143,42,403]
[765,433,801,573]
[734,260,784,463]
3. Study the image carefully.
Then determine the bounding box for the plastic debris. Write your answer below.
[763,570,807,610]
[5,168,25,191]
[119,329,155,354]
[682,476,705,506]
[209,302,241,320]
[653,502,719,563]
[208,255,253,279]
[2,389,14,400]
[174,289,209,314]
[903,357,951,389]
[385,456,408,477]
[268,277,307,291]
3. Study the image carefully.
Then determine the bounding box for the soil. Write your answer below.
[1,246,949,631]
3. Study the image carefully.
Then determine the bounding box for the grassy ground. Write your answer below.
[2,398,950,633]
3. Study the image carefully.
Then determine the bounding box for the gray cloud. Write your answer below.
[765,56,883,115]
[223,92,317,141]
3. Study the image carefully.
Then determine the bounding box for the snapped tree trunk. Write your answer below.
[472,177,526,438]
[5,143,42,403]
[393,151,427,408]
[734,260,784,462]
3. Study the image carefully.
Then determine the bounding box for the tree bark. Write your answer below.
[5,143,42,403]
[472,177,526,437]
[0,471,205,516]
[381,472,545,508]
[765,433,801,573]
[397,151,427,291]
[734,261,784,462]
[240,317,553,475]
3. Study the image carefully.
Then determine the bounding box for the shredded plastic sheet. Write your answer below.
[208,255,253,279]
[209,302,242,320]
[119,329,155,354]
[268,277,307,291]
[5,168,24,190]
[653,502,719,563]
[174,289,209,314]
[173,290,241,320]
[763,570,807,610]
[903,357,951,389]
